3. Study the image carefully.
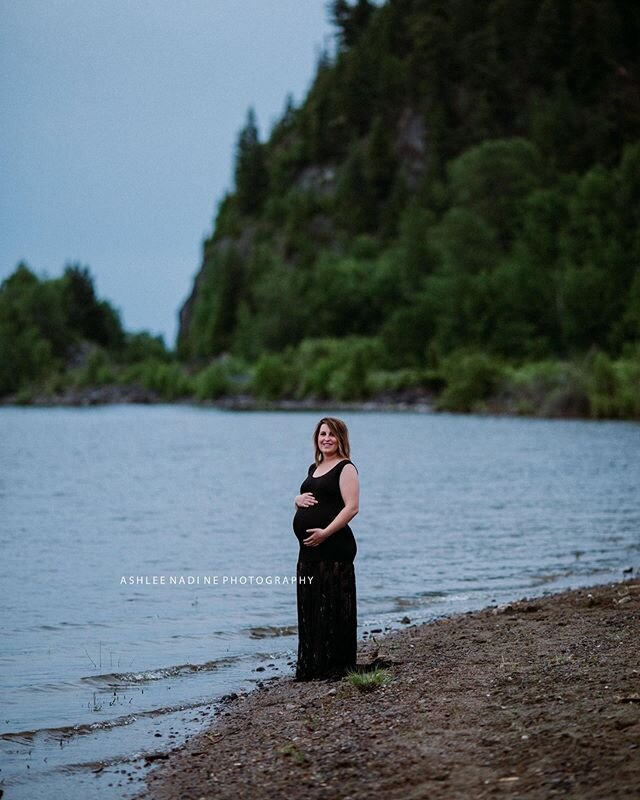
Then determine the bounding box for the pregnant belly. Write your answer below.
[293,505,337,540]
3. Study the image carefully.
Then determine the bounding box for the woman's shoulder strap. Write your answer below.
[338,459,358,475]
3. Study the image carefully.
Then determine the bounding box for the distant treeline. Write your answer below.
[1,262,638,418]
[0,263,169,397]
[2,0,639,418]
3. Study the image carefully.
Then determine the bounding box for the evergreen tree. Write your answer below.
[330,0,375,49]
[336,143,377,234]
[396,201,440,295]
[63,264,124,349]
[366,116,396,202]
[234,108,269,215]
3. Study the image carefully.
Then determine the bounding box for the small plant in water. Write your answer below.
[346,667,392,691]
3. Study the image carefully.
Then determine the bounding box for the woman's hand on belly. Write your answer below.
[303,528,329,547]
[295,492,317,508]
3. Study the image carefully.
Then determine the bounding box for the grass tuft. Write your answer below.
[345,667,392,691]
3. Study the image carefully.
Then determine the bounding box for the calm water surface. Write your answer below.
[0,406,638,797]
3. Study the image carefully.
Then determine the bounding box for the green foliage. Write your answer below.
[581,350,640,419]
[336,142,377,234]
[328,347,369,401]
[194,362,233,400]
[291,336,382,401]
[368,367,438,395]
[613,352,640,418]
[379,295,437,368]
[434,207,498,275]
[63,264,125,350]
[0,265,57,394]
[346,666,392,691]
[171,0,640,419]
[122,361,193,401]
[501,360,591,418]
[395,201,440,294]
[242,254,308,354]
[330,0,375,50]
[0,322,53,396]
[119,331,170,364]
[234,108,269,215]
[448,139,543,247]
[588,351,619,418]
[212,193,243,241]
[73,348,116,387]
[185,241,245,359]
[251,353,293,401]
[308,252,392,338]
[0,262,128,397]
[437,351,506,413]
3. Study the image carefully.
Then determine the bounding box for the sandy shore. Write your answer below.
[139,579,639,799]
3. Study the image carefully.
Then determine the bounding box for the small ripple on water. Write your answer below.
[0,698,215,744]
[80,655,241,687]
[246,624,297,639]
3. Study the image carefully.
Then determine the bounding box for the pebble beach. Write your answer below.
[140,578,640,799]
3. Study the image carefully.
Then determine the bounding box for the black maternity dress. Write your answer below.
[293,459,357,680]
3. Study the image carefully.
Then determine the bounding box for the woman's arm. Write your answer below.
[303,464,359,546]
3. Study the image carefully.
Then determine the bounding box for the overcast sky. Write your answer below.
[0,0,334,346]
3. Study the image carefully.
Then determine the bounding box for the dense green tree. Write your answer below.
[234,108,269,215]
[336,143,377,234]
[395,201,440,296]
[0,262,134,396]
[448,138,543,247]
[330,0,375,49]
[63,264,124,349]
[365,116,396,203]
[528,0,571,87]
[435,208,498,276]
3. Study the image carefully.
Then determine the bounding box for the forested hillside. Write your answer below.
[3,0,639,416]
[175,0,640,413]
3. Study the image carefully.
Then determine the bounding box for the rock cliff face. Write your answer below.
[395,108,426,190]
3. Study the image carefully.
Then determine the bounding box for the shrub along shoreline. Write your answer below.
[4,343,639,421]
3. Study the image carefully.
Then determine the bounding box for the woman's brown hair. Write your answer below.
[313,417,351,465]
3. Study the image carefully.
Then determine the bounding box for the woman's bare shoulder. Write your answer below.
[340,461,359,478]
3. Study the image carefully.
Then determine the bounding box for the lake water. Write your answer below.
[1,406,638,798]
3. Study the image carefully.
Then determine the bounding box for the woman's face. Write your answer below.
[317,424,338,458]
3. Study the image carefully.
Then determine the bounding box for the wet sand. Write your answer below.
[141,579,639,799]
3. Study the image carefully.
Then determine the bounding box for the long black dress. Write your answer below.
[292,459,357,680]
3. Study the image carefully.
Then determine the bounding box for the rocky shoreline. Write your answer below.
[1,384,436,412]
[2,380,638,419]
[136,578,639,800]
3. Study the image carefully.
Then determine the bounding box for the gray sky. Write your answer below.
[0,0,334,346]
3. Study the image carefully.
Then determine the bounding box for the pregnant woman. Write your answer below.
[293,416,360,681]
